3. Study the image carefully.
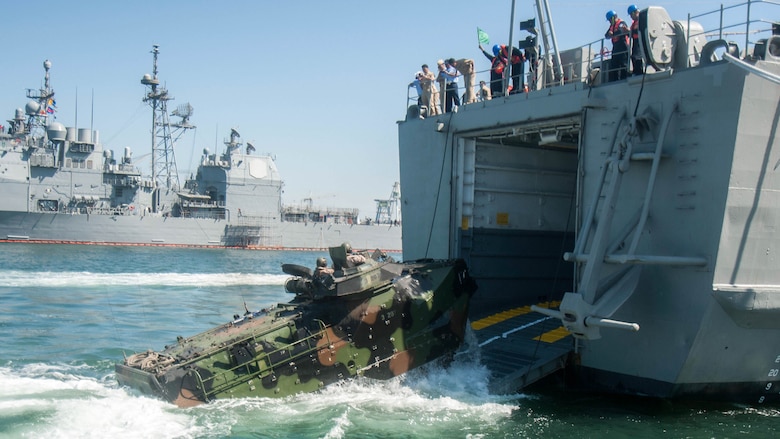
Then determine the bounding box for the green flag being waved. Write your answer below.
[477,27,490,45]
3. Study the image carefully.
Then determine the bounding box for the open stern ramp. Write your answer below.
[471,301,572,393]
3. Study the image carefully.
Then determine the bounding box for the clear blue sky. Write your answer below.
[0,0,751,218]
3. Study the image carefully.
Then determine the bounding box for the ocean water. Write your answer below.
[0,243,777,439]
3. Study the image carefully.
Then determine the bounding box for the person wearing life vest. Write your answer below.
[605,10,629,82]
[479,44,507,97]
[500,44,526,94]
[628,5,644,75]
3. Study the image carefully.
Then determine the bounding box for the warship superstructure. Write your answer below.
[399,1,780,403]
[0,46,401,250]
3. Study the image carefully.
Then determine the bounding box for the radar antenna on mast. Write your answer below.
[23,59,55,140]
[141,45,195,201]
[224,127,242,156]
[172,103,194,129]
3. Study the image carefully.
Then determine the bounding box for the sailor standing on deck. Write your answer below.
[420,64,441,116]
[500,45,526,94]
[436,60,448,112]
[450,58,476,104]
[605,10,630,82]
[478,80,491,101]
[628,5,644,75]
[439,59,460,112]
[479,44,507,97]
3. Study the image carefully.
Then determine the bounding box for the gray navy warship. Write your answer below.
[0,46,401,251]
[399,0,780,403]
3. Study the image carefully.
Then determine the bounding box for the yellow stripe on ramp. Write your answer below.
[471,301,561,331]
[533,326,570,343]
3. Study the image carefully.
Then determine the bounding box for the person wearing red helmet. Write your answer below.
[605,10,630,81]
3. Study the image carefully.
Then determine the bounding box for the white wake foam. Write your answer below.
[0,363,205,439]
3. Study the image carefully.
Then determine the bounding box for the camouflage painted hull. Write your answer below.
[115,257,476,407]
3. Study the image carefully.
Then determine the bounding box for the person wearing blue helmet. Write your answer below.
[628,5,644,75]
[479,43,507,97]
[604,9,629,81]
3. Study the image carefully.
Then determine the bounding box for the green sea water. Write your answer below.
[0,244,777,439]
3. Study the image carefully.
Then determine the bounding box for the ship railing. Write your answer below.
[190,319,335,400]
[50,205,129,216]
[590,1,779,81]
[404,54,600,118]
[404,64,498,116]
[405,64,524,117]
[84,206,135,216]
[557,39,608,86]
[282,205,359,216]
[281,207,360,225]
[179,210,226,220]
[179,200,220,208]
[404,1,778,117]
[685,0,779,64]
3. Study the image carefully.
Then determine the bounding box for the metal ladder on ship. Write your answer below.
[533,103,708,340]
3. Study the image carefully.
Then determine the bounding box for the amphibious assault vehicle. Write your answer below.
[115,244,476,406]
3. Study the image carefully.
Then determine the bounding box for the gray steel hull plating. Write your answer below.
[0,211,401,251]
[398,54,780,403]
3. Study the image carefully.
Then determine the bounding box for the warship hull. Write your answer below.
[398,2,780,404]
[0,211,401,250]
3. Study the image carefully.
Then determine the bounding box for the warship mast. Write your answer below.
[140,45,195,211]
[534,0,564,86]
[22,59,55,141]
